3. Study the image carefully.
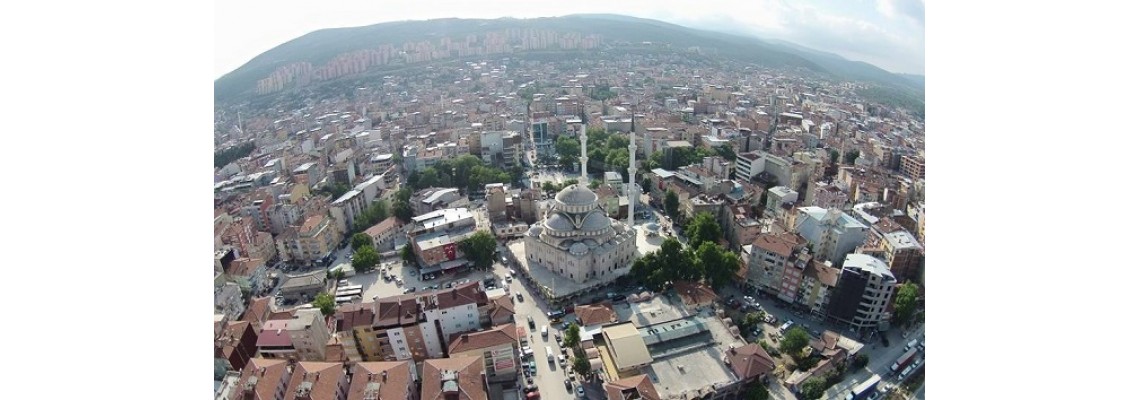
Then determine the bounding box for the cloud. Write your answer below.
[878,0,925,25]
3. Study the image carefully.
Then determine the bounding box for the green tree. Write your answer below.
[799,377,827,400]
[743,312,765,331]
[685,211,723,249]
[401,243,418,267]
[641,177,652,193]
[572,355,591,376]
[352,246,380,272]
[214,142,256,169]
[555,135,580,169]
[351,233,372,250]
[893,282,920,326]
[395,188,412,203]
[660,237,697,282]
[844,150,860,165]
[780,326,811,355]
[393,200,414,222]
[829,149,840,164]
[714,144,736,161]
[851,353,869,369]
[696,242,741,290]
[542,181,557,193]
[459,231,497,270]
[743,381,770,400]
[313,292,336,316]
[563,323,581,348]
[664,190,679,218]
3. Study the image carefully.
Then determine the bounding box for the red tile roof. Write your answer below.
[348,362,415,400]
[725,343,776,381]
[256,320,293,347]
[335,302,375,332]
[236,358,293,400]
[448,323,519,355]
[673,281,719,306]
[373,296,421,327]
[575,304,618,326]
[421,356,487,400]
[283,362,346,400]
[432,282,489,310]
[488,294,515,322]
[751,233,802,257]
[604,374,662,400]
[242,297,272,326]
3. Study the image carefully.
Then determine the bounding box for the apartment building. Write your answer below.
[363,216,407,252]
[447,323,520,383]
[283,362,349,400]
[362,282,492,362]
[879,230,924,283]
[900,155,925,180]
[826,254,897,330]
[797,260,840,318]
[794,207,869,265]
[287,308,333,362]
[230,358,293,400]
[276,213,344,266]
[347,361,418,400]
[766,186,798,213]
[742,233,808,299]
[421,356,489,400]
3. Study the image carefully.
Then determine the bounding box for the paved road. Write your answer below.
[496,260,590,399]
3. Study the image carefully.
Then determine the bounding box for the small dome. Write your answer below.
[555,184,598,207]
[580,210,612,232]
[570,242,588,255]
[544,213,575,232]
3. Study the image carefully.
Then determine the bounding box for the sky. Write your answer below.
[216,0,924,78]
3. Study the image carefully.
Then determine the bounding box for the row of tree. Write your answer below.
[406,155,523,193]
[640,144,734,172]
[213,142,255,169]
[553,127,632,174]
[351,199,391,234]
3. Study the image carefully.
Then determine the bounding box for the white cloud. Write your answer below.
[878,0,925,25]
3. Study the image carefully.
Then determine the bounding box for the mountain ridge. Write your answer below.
[215,14,922,105]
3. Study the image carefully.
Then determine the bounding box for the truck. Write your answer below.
[891,348,919,373]
[845,374,881,400]
[546,346,555,363]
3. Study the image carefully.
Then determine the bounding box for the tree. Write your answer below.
[313,292,336,316]
[393,200,414,222]
[685,211,723,249]
[572,355,591,377]
[799,377,827,400]
[352,246,380,272]
[563,323,581,348]
[851,354,869,369]
[555,135,580,169]
[779,326,811,354]
[743,312,765,331]
[829,149,840,164]
[664,190,679,218]
[714,144,736,161]
[659,237,697,282]
[844,150,860,165]
[743,381,770,400]
[401,243,418,267]
[893,282,920,326]
[641,177,652,193]
[351,233,372,251]
[542,181,557,193]
[459,231,497,270]
[696,241,741,290]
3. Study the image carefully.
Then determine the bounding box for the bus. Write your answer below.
[335,296,355,304]
[337,284,363,292]
[845,374,881,400]
[891,348,919,373]
[335,288,363,298]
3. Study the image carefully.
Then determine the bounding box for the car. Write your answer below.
[555,331,563,342]
[516,292,525,302]
[576,385,585,398]
[403,287,415,294]
[564,379,573,391]
[524,384,538,393]
[546,310,565,319]
[444,282,453,289]
[527,316,536,330]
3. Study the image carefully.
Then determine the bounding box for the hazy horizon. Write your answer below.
[216,0,923,79]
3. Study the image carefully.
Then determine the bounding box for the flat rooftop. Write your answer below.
[637,307,746,399]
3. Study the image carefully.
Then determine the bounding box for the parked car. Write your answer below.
[576,385,585,398]
[564,379,572,391]
[527,316,536,330]
[516,292,525,302]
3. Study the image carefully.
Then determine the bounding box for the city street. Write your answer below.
[715,284,924,399]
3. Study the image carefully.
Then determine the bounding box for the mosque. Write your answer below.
[523,123,639,286]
